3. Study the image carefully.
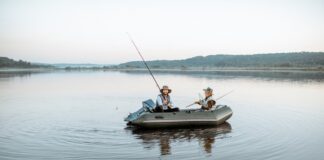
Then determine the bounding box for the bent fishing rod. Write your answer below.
[127,33,161,92]
[185,90,234,108]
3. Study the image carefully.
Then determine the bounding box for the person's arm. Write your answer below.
[168,96,174,108]
[195,101,201,105]
[156,96,163,108]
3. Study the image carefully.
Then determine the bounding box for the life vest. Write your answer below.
[156,94,170,110]
[201,95,216,109]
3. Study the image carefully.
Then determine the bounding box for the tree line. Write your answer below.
[118,52,324,69]
[0,57,49,68]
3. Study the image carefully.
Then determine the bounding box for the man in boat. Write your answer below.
[155,85,179,112]
[195,87,216,110]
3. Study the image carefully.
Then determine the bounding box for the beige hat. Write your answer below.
[160,85,172,93]
[203,87,213,92]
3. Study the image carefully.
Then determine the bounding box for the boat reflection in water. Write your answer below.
[126,122,232,155]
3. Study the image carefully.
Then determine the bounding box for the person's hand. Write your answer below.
[195,101,201,105]
[168,104,173,109]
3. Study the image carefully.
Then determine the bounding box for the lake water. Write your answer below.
[0,70,324,159]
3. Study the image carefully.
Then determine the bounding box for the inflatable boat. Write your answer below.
[124,99,233,128]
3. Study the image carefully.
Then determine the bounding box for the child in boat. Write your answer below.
[155,85,179,112]
[195,87,216,110]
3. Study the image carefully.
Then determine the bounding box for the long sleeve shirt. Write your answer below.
[156,94,174,110]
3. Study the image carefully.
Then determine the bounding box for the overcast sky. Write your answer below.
[0,0,323,64]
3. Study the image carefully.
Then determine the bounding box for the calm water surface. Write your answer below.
[0,71,324,159]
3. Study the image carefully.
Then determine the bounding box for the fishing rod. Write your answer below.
[215,90,234,101]
[185,90,234,108]
[127,33,161,92]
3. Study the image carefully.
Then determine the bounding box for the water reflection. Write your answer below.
[1,70,324,82]
[126,122,232,155]
[121,70,324,82]
[1,70,324,159]
[0,71,33,78]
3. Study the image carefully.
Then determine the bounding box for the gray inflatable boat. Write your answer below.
[124,99,233,128]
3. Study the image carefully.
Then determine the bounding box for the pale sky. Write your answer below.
[0,0,323,64]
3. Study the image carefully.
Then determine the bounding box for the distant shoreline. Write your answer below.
[0,68,55,72]
[1,67,324,73]
[113,67,324,73]
[2,52,324,72]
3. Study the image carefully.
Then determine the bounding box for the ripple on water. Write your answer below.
[226,104,316,160]
[1,103,320,160]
